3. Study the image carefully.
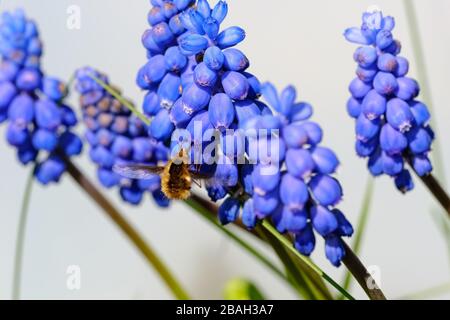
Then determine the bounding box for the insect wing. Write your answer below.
[189,171,214,180]
[113,164,164,180]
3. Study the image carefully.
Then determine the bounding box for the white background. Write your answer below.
[0,0,449,299]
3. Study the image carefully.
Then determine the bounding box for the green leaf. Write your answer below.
[256,225,332,300]
[184,198,302,295]
[260,220,355,300]
[12,166,35,300]
[223,278,266,300]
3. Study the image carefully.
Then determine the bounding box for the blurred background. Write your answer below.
[0,0,449,299]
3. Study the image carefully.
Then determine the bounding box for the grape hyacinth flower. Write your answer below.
[0,10,82,184]
[142,1,353,266]
[75,67,170,207]
[137,0,195,140]
[241,83,353,267]
[139,0,260,145]
[344,9,434,192]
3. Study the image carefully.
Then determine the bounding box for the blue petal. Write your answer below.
[343,27,372,45]
[294,224,316,256]
[310,205,338,236]
[216,26,245,49]
[218,197,240,225]
[309,174,342,206]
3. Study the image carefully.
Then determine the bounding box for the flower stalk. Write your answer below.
[414,170,450,217]
[12,166,35,300]
[64,157,190,300]
[189,193,387,300]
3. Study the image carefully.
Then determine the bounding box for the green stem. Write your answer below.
[65,158,190,300]
[87,74,151,126]
[184,197,292,292]
[12,166,35,300]
[260,220,356,300]
[341,178,374,292]
[256,226,326,299]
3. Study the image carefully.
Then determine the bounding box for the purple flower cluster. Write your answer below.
[141,1,353,266]
[75,67,170,207]
[344,9,434,192]
[0,10,82,184]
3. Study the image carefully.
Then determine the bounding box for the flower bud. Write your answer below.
[386,98,414,132]
[151,22,174,47]
[217,26,246,49]
[157,73,181,108]
[411,154,432,177]
[35,99,62,130]
[59,131,82,156]
[242,199,257,229]
[285,149,315,179]
[208,93,235,130]
[279,173,308,208]
[203,17,219,40]
[373,71,398,96]
[294,225,315,256]
[381,151,403,176]
[32,128,58,151]
[252,163,280,195]
[149,109,174,141]
[376,29,393,49]
[309,174,342,206]
[379,123,407,154]
[35,155,65,185]
[355,114,380,142]
[395,77,419,101]
[203,46,224,70]
[282,124,308,149]
[120,185,143,205]
[355,137,377,157]
[221,71,249,100]
[194,62,218,87]
[164,46,187,71]
[8,93,34,125]
[16,68,41,91]
[219,197,240,225]
[407,126,433,154]
[394,169,414,193]
[179,34,208,54]
[311,146,339,174]
[410,101,430,126]
[362,89,386,120]
[253,187,279,217]
[212,0,228,24]
[349,77,371,99]
[325,235,346,267]
[182,82,211,112]
[353,46,377,68]
[223,48,249,71]
[377,53,397,72]
[310,205,338,236]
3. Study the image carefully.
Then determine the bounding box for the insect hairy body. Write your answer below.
[112,148,212,200]
[161,155,192,200]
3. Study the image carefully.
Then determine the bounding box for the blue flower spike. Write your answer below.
[142,1,352,266]
[75,67,170,207]
[0,10,82,184]
[345,8,435,192]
